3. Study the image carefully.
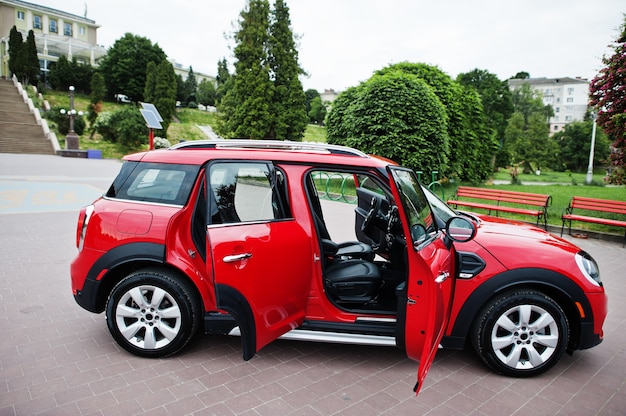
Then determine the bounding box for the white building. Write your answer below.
[508,77,589,134]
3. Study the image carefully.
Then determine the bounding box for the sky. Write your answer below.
[35,0,625,92]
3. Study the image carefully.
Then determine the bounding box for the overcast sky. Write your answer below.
[36,0,624,92]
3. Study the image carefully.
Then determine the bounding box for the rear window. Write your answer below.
[107,162,200,205]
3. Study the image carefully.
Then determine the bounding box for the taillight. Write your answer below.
[76,205,94,251]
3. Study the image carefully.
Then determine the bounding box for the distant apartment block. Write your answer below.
[508,77,590,134]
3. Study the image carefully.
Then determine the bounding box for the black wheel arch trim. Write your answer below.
[215,283,257,361]
[74,242,166,313]
[443,268,594,351]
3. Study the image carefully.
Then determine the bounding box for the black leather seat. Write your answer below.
[314,212,375,261]
[324,259,382,304]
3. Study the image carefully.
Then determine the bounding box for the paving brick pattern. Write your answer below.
[1,154,624,415]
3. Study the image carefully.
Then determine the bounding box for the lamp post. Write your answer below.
[585,112,598,185]
[61,86,80,150]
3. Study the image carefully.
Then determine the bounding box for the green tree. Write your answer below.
[304,88,320,119]
[215,58,231,104]
[197,78,217,106]
[553,119,611,172]
[8,26,22,77]
[24,30,40,85]
[267,0,307,140]
[153,60,177,137]
[503,83,556,170]
[98,33,167,102]
[144,61,157,102]
[308,96,326,124]
[47,55,94,92]
[184,67,198,105]
[375,62,496,182]
[219,0,274,139]
[589,15,626,184]
[87,72,106,138]
[326,71,449,176]
[457,69,514,167]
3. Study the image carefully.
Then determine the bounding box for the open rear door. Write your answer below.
[206,161,313,360]
[388,167,456,394]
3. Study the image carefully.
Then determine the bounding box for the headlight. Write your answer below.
[575,251,602,287]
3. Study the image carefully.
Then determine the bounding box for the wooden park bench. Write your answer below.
[447,186,552,229]
[561,196,626,246]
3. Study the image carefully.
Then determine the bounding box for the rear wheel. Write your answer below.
[472,290,569,377]
[106,269,201,357]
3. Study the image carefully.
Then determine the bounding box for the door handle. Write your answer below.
[435,272,449,283]
[223,253,253,263]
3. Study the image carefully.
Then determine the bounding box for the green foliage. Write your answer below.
[457,68,514,156]
[326,71,449,175]
[44,106,86,135]
[215,58,232,105]
[267,0,307,141]
[589,15,626,184]
[219,0,307,140]
[144,61,157,102]
[197,79,216,106]
[503,83,556,169]
[95,106,148,148]
[98,33,167,102]
[183,67,198,104]
[153,60,177,137]
[308,96,326,124]
[8,28,40,86]
[8,26,22,77]
[553,120,611,172]
[48,55,94,93]
[219,0,274,139]
[305,88,320,118]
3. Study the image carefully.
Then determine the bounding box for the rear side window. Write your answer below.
[107,162,200,205]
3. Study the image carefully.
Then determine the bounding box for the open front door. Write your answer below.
[389,167,456,394]
[206,161,312,360]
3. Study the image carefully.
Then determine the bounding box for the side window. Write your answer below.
[107,162,199,206]
[208,162,288,224]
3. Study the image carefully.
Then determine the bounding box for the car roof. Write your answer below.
[124,140,396,170]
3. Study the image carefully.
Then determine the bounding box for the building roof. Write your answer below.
[1,0,99,28]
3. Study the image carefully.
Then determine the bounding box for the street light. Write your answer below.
[585,112,598,185]
[60,86,82,150]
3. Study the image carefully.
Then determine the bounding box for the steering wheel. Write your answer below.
[361,196,381,232]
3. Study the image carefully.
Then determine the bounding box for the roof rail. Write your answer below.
[168,139,368,157]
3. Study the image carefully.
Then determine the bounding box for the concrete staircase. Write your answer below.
[0,78,55,155]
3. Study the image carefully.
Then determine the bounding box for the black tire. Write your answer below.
[471,290,569,377]
[105,268,201,358]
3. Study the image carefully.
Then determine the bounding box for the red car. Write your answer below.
[70,140,606,392]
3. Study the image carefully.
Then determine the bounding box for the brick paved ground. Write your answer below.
[0,154,624,415]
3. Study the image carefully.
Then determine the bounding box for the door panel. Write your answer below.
[388,167,456,394]
[208,222,311,351]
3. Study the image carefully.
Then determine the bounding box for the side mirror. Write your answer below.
[444,216,476,246]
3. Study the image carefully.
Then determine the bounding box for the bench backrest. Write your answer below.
[570,196,626,215]
[455,186,551,207]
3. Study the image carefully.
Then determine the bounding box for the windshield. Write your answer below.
[390,168,437,245]
[421,185,457,223]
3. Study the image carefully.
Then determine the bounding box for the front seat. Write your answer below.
[314,211,375,261]
[324,259,382,304]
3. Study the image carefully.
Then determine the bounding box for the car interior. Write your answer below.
[306,172,408,314]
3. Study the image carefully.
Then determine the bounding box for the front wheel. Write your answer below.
[472,290,569,377]
[105,269,201,358]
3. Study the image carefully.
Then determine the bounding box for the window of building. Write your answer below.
[556,98,561,103]
[567,88,574,94]
[565,106,573,112]
[17,11,25,20]
[565,116,573,121]
[64,23,72,36]
[49,19,57,33]
[555,107,560,113]
[33,15,42,29]
[79,26,86,35]
[566,97,573,103]
[553,125,559,131]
